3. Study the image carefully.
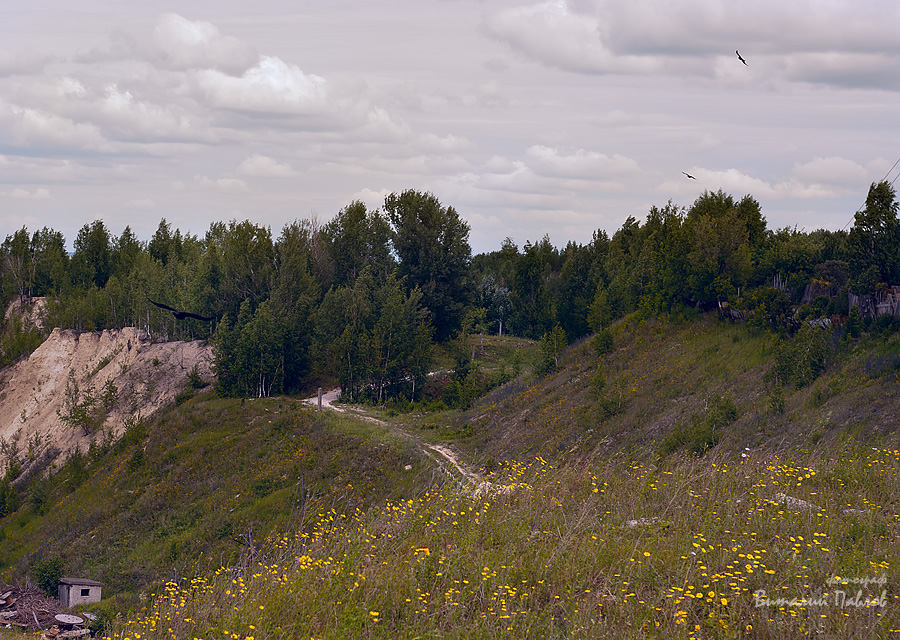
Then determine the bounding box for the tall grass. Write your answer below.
[103,446,900,639]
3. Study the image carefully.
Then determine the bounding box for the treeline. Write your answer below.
[0,190,470,400]
[473,181,899,342]
[2,182,898,400]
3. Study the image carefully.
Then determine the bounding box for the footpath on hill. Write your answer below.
[304,388,481,486]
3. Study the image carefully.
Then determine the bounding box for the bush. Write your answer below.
[0,317,43,368]
[535,324,568,376]
[659,395,739,456]
[592,329,614,355]
[846,305,862,339]
[187,364,206,389]
[773,324,836,387]
[32,556,63,595]
[874,314,900,336]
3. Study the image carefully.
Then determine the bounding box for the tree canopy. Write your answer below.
[2,183,896,402]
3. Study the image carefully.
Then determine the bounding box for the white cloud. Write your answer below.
[416,133,470,153]
[152,13,257,74]
[238,154,297,178]
[194,175,248,191]
[790,157,867,187]
[782,52,899,90]
[485,1,659,75]
[353,187,392,211]
[592,110,642,127]
[99,84,211,142]
[59,77,88,98]
[197,56,325,114]
[485,0,900,90]
[0,213,41,229]
[1,103,110,152]
[4,187,50,199]
[125,198,155,209]
[357,105,412,141]
[659,167,844,200]
[0,48,53,77]
[525,145,640,179]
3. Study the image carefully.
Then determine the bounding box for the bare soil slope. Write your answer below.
[0,327,213,468]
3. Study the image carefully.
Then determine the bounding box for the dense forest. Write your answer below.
[2,182,899,403]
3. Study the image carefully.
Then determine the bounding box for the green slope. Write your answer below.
[3,313,900,638]
[456,314,900,464]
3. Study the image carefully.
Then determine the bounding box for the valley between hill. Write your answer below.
[0,314,899,639]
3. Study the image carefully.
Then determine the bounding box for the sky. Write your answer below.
[1,0,899,254]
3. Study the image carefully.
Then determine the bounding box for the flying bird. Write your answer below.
[682,171,697,180]
[735,50,748,66]
[148,299,213,322]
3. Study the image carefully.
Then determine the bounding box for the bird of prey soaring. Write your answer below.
[735,50,748,66]
[148,299,214,322]
[682,171,697,180]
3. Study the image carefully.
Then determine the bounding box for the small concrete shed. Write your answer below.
[58,577,102,608]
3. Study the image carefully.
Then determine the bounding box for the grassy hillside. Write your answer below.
[105,446,900,639]
[455,314,900,464]
[0,396,435,603]
[3,313,900,638]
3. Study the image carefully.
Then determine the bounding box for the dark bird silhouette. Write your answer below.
[682,171,697,180]
[736,50,748,66]
[148,299,213,322]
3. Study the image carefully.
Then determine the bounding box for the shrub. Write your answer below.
[592,328,614,355]
[535,324,568,376]
[187,364,206,389]
[773,324,836,387]
[846,305,862,339]
[659,394,739,456]
[32,556,63,595]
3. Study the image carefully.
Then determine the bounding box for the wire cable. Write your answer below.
[842,155,900,230]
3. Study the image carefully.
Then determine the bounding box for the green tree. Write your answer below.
[0,477,16,517]
[313,268,433,402]
[384,190,472,342]
[323,201,394,286]
[637,202,688,314]
[684,195,754,305]
[1,228,33,305]
[32,556,63,595]
[29,227,69,297]
[847,181,900,293]
[203,220,275,321]
[270,220,322,392]
[556,241,600,339]
[509,238,554,338]
[71,220,112,289]
[212,299,289,398]
[773,324,836,387]
[148,218,182,266]
[57,370,117,435]
[476,274,510,336]
[112,226,144,278]
[536,324,568,376]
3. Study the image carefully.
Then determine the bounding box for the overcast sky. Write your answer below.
[2,0,899,254]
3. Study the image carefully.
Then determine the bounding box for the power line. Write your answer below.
[841,154,900,231]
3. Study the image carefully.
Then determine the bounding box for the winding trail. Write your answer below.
[304,388,479,485]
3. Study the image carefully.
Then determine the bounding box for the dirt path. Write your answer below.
[304,388,479,485]
[423,443,477,482]
[302,387,344,412]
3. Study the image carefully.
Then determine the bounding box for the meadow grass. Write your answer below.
[101,445,900,639]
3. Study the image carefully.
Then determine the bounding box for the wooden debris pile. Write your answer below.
[0,585,90,636]
[0,585,60,630]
